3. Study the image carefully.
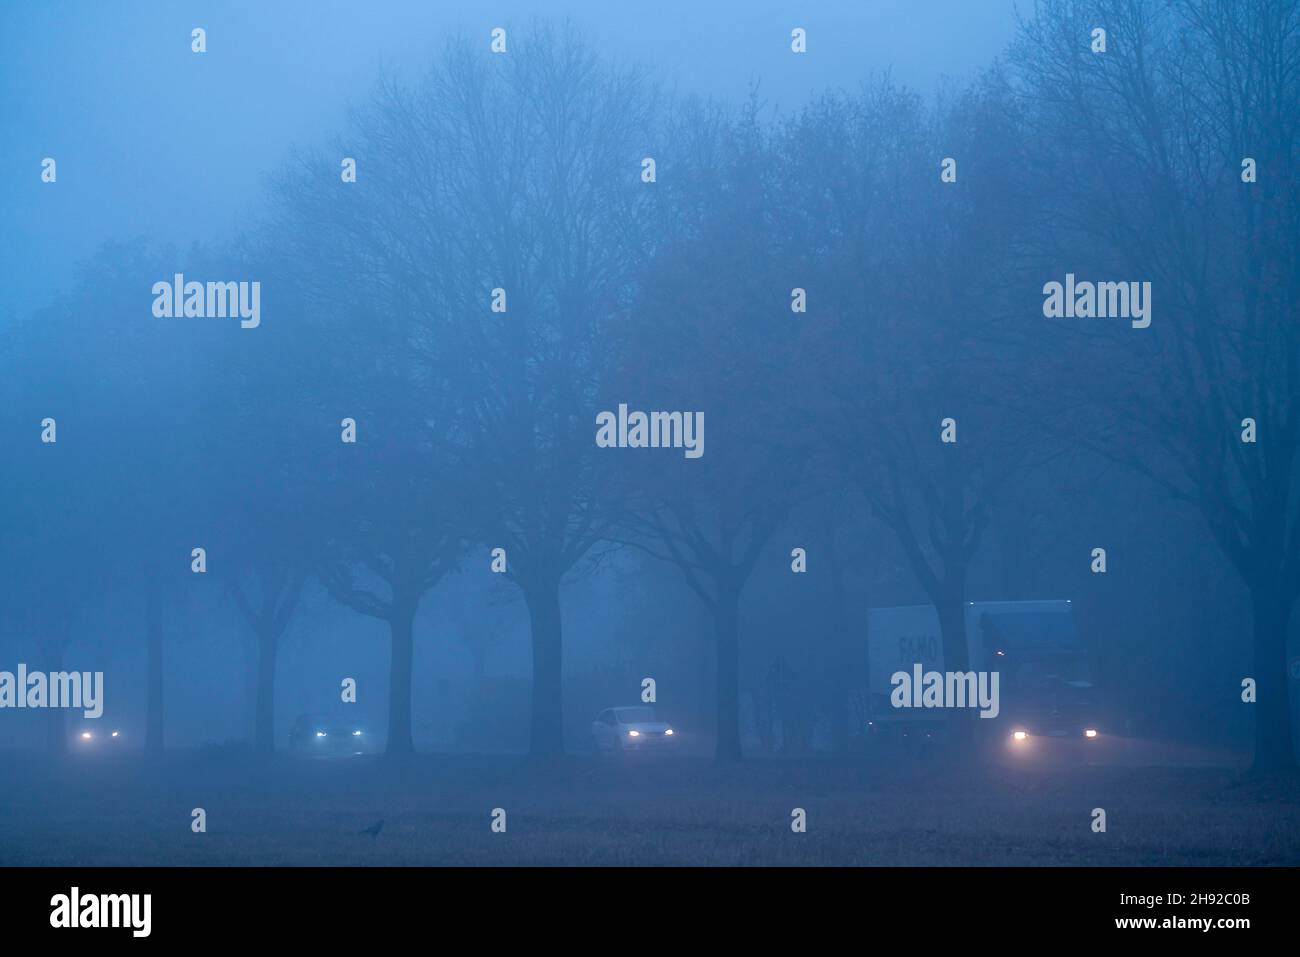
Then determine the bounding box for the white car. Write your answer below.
[592,706,676,752]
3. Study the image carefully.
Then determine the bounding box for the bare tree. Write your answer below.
[800,79,1042,730]
[267,24,661,757]
[611,101,818,761]
[226,562,307,754]
[1010,0,1300,769]
[2,241,211,759]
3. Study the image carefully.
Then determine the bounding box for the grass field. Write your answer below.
[1,745,1297,866]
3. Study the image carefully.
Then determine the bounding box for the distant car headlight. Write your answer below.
[111,731,119,738]
[665,729,674,736]
[1012,730,1028,741]
[1084,729,1098,738]
[628,730,640,737]
[81,731,92,740]
[315,731,327,738]
[352,730,362,736]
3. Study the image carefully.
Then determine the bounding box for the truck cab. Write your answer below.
[969,600,1100,750]
[867,600,1101,755]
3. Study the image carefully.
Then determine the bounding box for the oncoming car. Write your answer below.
[591,706,676,752]
[288,713,369,756]
[71,723,125,749]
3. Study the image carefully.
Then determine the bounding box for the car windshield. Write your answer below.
[976,612,1092,688]
[1009,655,1091,685]
[616,707,655,723]
[977,611,1080,650]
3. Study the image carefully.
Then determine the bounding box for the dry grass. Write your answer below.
[1,748,1296,866]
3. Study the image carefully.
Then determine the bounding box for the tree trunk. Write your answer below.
[469,642,488,697]
[386,600,417,755]
[254,629,278,755]
[714,585,743,763]
[1250,587,1296,771]
[936,591,970,673]
[827,523,855,745]
[524,577,564,758]
[45,641,67,757]
[936,584,974,748]
[145,589,164,757]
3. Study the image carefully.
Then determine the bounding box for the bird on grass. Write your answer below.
[359,819,385,837]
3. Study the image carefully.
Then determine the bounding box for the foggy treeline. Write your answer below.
[2,1,1297,770]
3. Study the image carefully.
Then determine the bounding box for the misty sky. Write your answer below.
[0,0,1019,320]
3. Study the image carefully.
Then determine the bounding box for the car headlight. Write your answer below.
[628,730,640,737]
[352,730,362,736]
[665,729,674,736]
[111,731,119,738]
[1084,729,1098,738]
[1012,730,1028,741]
[81,731,92,740]
[315,731,327,738]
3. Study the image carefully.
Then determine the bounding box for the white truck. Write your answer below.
[866,600,1101,752]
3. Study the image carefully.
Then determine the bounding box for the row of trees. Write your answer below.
[2,3,1297,768]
